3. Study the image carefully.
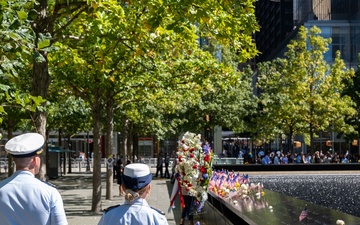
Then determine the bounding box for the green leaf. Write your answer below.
[33,51,46,62]
[9,19,21,29]
[0,84,10,92]
[31,95,45,106]
[38,39,51,49]
[28,9,38,21]
[17,11,28,21]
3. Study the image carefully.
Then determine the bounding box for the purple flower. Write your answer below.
[203,144,210,154]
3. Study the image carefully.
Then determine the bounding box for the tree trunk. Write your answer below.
[67,135,72,174]
[127,126,133,162]
[278,133,283,152]
[289,125,294,154]
[309,97,315,155]
[91,95,103,213]
[45,130,50,180]
[310,122,314,155]
[105,95,114,200]
[121,117,128,165]
[31,0,54,180]
[61,133,67,176]
[57,129,67,175]
[32,57,49,181]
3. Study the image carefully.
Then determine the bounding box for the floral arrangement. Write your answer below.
[208,170,264,200]
[176,132,213,210]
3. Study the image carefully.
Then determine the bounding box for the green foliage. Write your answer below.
[49,0,259,139]
[256,26,356,151]
[342,57,360,140]
[0,0,35,76]
[0,0,45,126]
[47,95,92,136]
[3,0,259,213]
[0,89,45,127]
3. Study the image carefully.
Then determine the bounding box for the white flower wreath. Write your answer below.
[176,132,213,206]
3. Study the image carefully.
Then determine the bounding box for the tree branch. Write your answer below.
[52,4,89,41]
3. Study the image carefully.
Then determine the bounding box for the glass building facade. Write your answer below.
[304,0,360,68]
[254,0,360,69]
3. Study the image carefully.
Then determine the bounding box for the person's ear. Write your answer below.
[28,156,37,169]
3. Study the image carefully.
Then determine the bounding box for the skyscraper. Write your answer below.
[254,0,360,68]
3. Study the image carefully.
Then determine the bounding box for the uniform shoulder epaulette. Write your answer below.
[103,204,121,212]
[150,206,165,215]
[41,180,57,188]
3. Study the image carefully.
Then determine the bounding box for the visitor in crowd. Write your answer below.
[98,163,168,225]
[137,156,145,164]
[332,152,340,163]
[164,153,170,178]
[280,153,288,164]
[296,152,303,163]
[112,154,117,178]
[155,153,163,178]
[180,187,194,225]
[117,160,125,196]
[0,133,68,225]
[304,153,312,163]
[342,150,349,163]
[238,150,244,159]
[314,151,321,163]
[273,153,279,164]
[116,154,123,168]
[126,156,132,165]
[79,151,85,160]
[261,153,271,165]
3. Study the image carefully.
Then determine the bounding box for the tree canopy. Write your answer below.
[47,0,259,212]
[256,26,356,153]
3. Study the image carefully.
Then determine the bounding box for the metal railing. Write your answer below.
[212,157,244,165]
[0,158,8,174]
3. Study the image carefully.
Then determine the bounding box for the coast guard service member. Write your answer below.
[0,133,68,225]
[98,163,168,225]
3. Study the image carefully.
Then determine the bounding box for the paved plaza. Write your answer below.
[48,168,230,225]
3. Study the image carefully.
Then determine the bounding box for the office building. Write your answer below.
[254,0,360,69]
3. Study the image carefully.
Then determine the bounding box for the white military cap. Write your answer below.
[122,163,152,191]
[5,133,44,158]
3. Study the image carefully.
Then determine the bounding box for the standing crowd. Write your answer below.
[257,150,354,165]
[222,141,358,165]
